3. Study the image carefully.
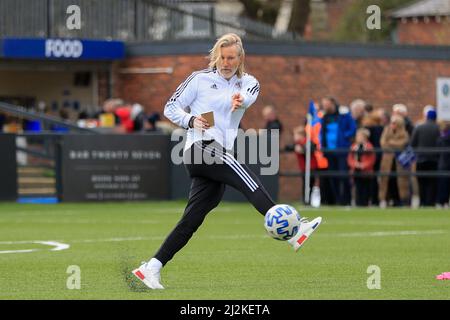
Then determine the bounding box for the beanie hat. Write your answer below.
[426,109,437,120]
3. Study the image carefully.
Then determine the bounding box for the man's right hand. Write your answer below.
[192,116,210,130]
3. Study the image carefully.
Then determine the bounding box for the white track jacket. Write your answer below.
[164,68,260,151]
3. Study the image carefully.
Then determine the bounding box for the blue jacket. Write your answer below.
[320,108,356,150]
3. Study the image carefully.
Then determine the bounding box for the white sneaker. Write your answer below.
[132,262,164,289]
[310,187,321,208]
[379,200,387,209]
[411,195,420,209]
[288,217,322,252]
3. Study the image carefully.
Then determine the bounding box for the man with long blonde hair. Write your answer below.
[132,33,322,289]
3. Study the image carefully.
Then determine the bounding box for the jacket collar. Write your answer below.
[216,69,238,83]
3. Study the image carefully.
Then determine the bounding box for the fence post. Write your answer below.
[209,6,216,38]
[55,135,63,202]
[0,134,18,201]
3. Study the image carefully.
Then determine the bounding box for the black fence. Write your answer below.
[0,132,280,202]
[0,134,17,200]
[1,131,450,203]
[0,101,97,134]
[281,147,450,178]
[1,101,449,203]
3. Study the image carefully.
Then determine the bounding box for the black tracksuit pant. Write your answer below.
[154,140,276,265]
[416,161,438,206]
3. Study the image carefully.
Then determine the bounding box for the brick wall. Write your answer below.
[113,53,450,201]
[396,19,450,45]
[97,71,110,106]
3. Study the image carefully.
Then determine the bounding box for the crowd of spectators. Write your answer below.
[0,98,166,134]
[79,98,164,134]
[2,95,450,208]
[280,98,450,209]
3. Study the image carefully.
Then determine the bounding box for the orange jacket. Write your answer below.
[347,141,376,173]
[306,122,328,169]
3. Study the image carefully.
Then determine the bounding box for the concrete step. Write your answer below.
[17,167,57,197]
[18,167,56,178]
[18,167,47,174]
[18,187,57,195]
[18,177,55,185]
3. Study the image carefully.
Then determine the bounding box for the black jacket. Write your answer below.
[404,117,414,137]
[437,133,450,170]
[410,120,440,163]
[266,119,283,133]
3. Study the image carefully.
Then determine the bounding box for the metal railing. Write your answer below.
[0,0,297,41]
[1,101,98,200]
[281,147,450,178]
[15,133,64,199]
[0,101,97,134]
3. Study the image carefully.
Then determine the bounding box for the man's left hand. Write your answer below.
[231,93,244,112]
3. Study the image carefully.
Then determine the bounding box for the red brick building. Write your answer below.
[111,41,450,200]
[390,0,450,45]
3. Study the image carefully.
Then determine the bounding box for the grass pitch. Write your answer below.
[0,201,449,300]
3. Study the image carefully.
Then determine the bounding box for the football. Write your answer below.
[264,204,302,240]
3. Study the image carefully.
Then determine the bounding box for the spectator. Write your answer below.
[131,103,147,132]
[289,126,316,204]
[144,112,162,132]
[379,115,410,208]
[320,96,356,206]
[378,108,391,127]
[417,105,435,125]
[410,109,440,206]
[95,98,122,126]
[363,109,386,147]
[50,109,70,133]
[409,105,436,208]
[365,103,374,114]
[78,109,89,120]
[115,103,134,133]
[347,128,376,206]
[350,99,367,128]
[392,103,414,136]
[436,121,450,208]
[262,105,283,133]
[287,125,327,206]
[362,108,386,205]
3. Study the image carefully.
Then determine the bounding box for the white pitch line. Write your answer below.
[51,229,450,244]
[0,249,37,254]
[39,241,70,251]
[0,230,446,254]
[0,219,159,225]
[0,241,70,254]
[325,230,447,237]
[71,236,161,243]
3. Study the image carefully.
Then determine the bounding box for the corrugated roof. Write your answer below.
[390,0,450,18]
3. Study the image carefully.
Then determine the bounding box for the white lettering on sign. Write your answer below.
[45,39,83,58]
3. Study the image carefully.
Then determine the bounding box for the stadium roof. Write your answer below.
[389,0,450,18]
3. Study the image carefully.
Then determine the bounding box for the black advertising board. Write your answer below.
[61,134,170,201]
[170,132,279,202]
[0,134,17,201]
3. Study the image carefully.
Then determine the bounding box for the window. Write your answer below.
[175,3,214,38]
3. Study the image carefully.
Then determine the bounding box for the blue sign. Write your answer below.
[1,38,125,60]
